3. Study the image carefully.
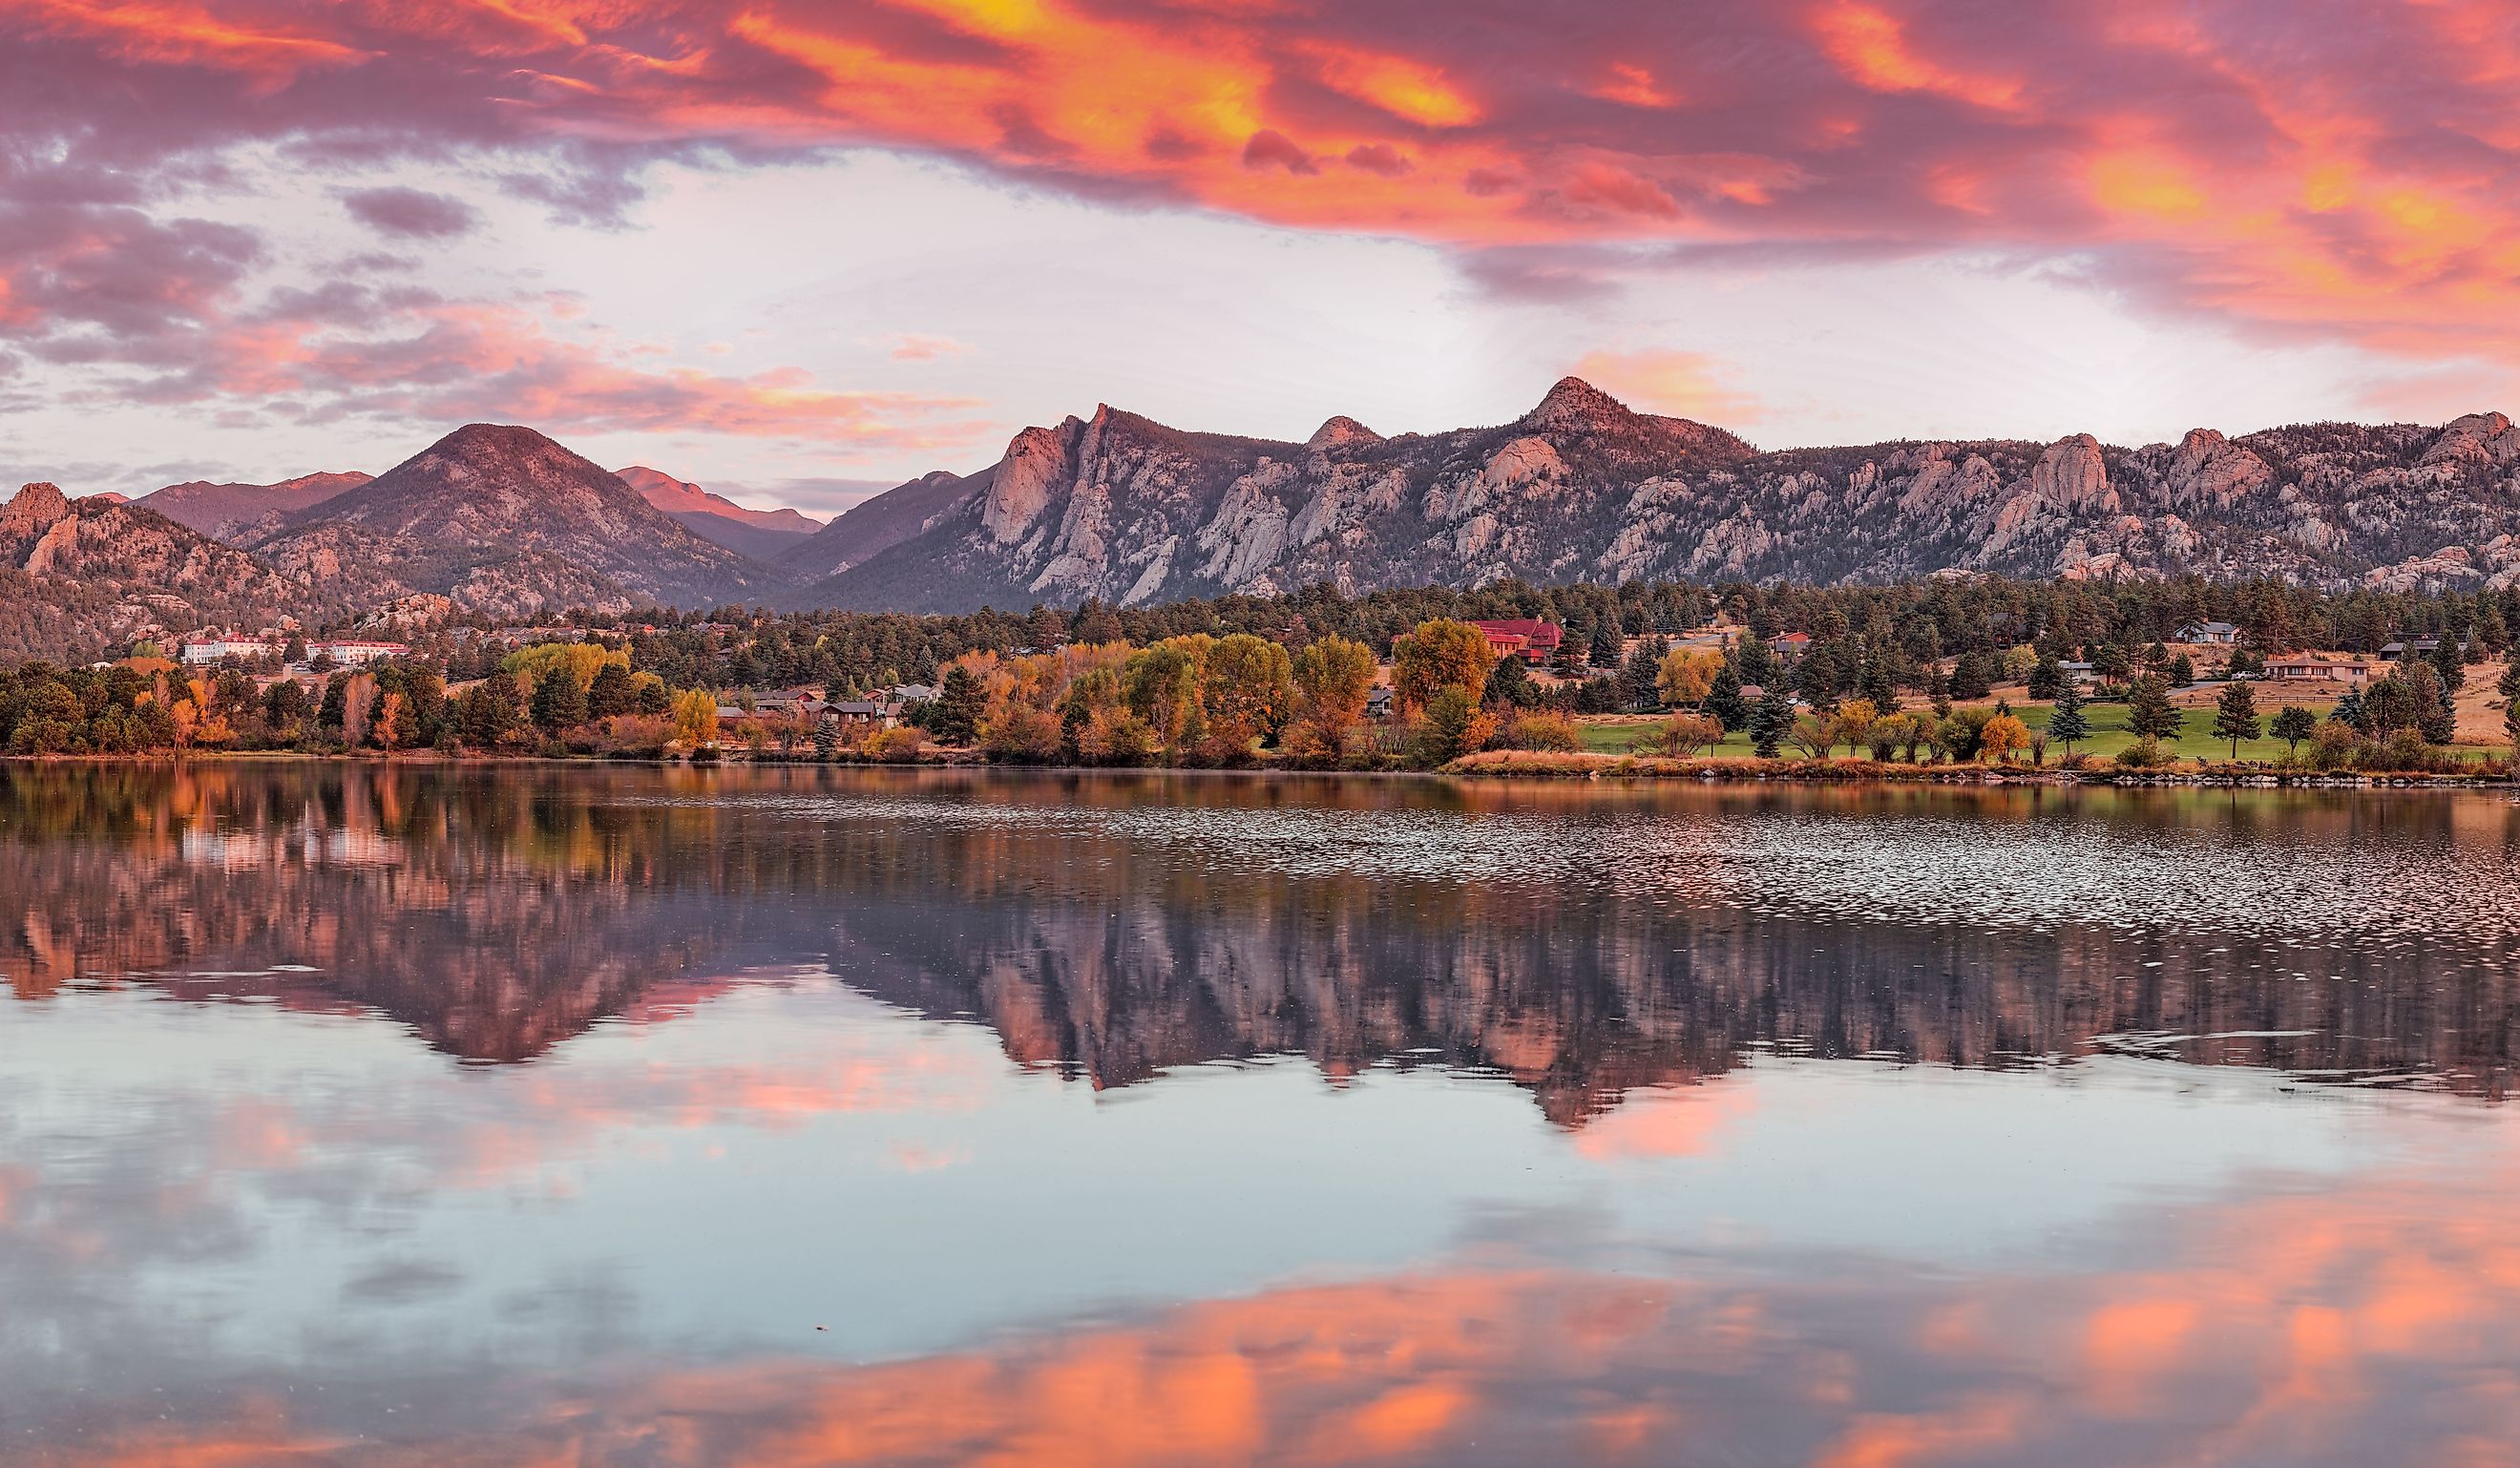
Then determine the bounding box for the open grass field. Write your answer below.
[1578,689,2501,765]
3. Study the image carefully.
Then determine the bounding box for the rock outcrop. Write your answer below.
[0,481,323,657]
[787,382,2520,613]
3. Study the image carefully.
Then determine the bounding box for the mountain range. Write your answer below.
[11,380,2520,657]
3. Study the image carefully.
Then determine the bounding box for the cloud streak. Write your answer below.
[5,0,2520,453]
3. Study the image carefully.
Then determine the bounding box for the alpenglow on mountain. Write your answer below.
[15,381,2520,655]
[788,380,2520,611]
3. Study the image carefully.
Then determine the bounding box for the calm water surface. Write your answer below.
[6,765,2520,1465]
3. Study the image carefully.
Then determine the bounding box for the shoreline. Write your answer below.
[3,747,2513,792]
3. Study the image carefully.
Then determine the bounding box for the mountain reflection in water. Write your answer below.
[4,764,2519,1467]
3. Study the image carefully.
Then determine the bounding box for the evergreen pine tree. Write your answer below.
[1589,616,1624,669]
[2048,682,2090,751]
[1750,688,1795,759]
[1705,663,1749,731]
[2126,674,2184,740]
[932,664,987,744]
[2210,681,2261,758]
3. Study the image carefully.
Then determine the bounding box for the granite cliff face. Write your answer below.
[0,481,319,654]
[787,383,2520,611]
[248,426,778,618]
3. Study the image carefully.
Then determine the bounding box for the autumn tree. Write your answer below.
[1199,633,1293,759]
[1290,635,1376,754]
[1656,646,1724,706]
[1980,712,2031,765]
[1124,637,1210,754]
[1391,619,1494,711]
[370,691,406,750]
[670,687,720,748]
[1630,711,1724,757]
[340,673,377,748]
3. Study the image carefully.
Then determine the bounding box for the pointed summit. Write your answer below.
[1307,415,1380,449]
[1521,376,1634,431]
[1,481,74,541]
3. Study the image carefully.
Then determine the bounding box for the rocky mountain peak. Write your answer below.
[1307,415,1380,450]
[3,481,72,533]
[1521,376,1634,432]
[2423,411,2520,467]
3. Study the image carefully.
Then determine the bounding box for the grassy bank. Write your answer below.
[1578,695,2506,765]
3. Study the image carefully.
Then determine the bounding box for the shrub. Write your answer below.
[2309,717,2360,771]
[1628,711,1723,757]
[1413,685,1497,766]
[2114,735,2172,770]
[863,725,927,763]
[1500,710,1584,752]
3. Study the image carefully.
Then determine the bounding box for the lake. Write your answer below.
[5,764,2520,1466]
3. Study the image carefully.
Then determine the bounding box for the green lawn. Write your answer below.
[1578,691,2350,763]
[2013,697,2335,763]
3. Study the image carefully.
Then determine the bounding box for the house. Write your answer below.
[2175,620,2239,645]
[1768,632,1813,657]
[1472,619,1564,663]
[2264,656,2380,684]
[307,639,410,666]
[182,638,275,664]
[752,686,829,716]
[2379,635,2452,658]
[825,698,898,730]
[2057,660,2098,685]
[1365,686,1396,718]
[889,683,940,705]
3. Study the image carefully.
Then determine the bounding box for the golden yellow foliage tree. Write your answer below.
[1391,619,1493,711]
[1980,712,2031,765]
[1657,647,1724,706]
[1289,635,1377,755]
[502,642,628,699]
[672,688,720,747]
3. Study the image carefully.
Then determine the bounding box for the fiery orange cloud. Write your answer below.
[9,0,2520,386]
[38,1129,2520,1468]
[12,0,372,73]
[1809,0,2026,111]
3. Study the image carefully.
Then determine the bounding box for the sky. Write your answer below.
[3,1,2518,514]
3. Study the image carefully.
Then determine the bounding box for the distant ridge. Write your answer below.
[12,386,2520,634]
[245,425,778,618]
[134,472,372,539]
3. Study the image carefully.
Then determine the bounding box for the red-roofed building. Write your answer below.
[1473,619,1564,663]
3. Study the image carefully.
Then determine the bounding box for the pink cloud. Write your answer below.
[3,0,2520,390]
[884,332,969,362]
